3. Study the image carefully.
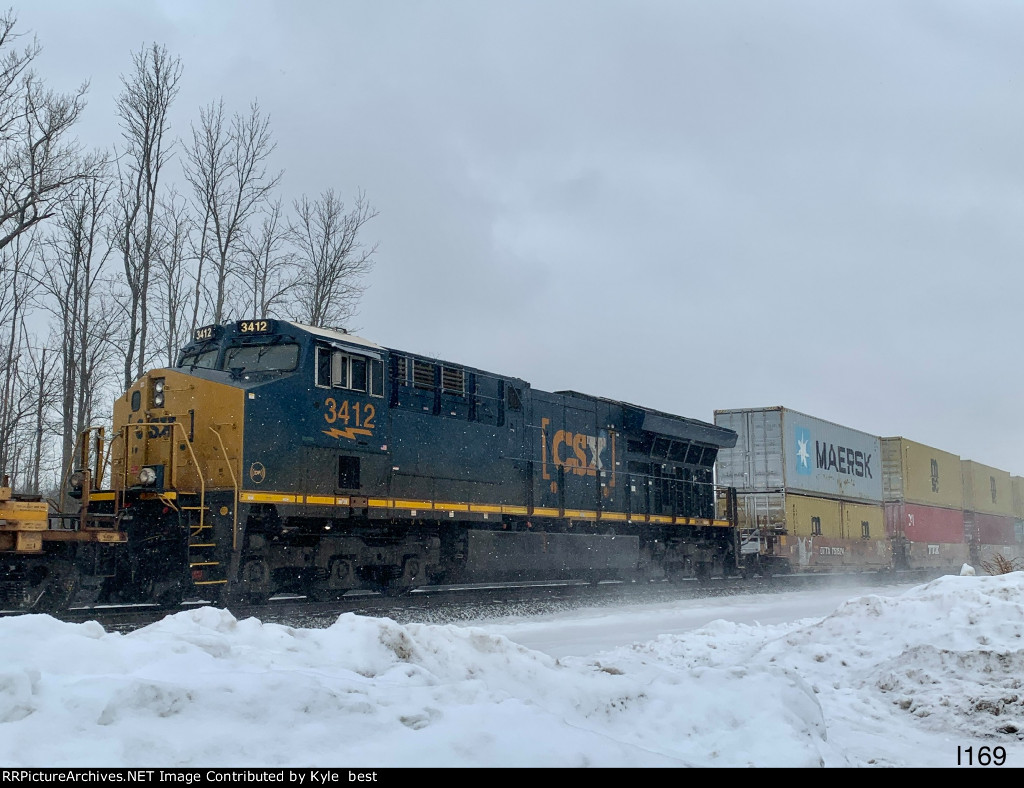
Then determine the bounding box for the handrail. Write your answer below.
[209,425,240,550]
[59,426,108,523]
[121,421,207,531]
[107,428,126,514]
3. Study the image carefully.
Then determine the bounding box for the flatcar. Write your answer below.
[2,320,741,611]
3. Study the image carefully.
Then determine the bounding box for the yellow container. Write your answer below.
[1012,476,1024,519]
[961,460,1013,517]
[784,493,884,541]
[786,494,842,539]
[881,437,963,510]
[841,500,885,542]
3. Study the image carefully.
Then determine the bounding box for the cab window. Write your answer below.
[179,349,219,369]
[316,345,383,397]
[222,343,299,373]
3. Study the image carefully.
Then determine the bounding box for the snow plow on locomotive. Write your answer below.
[1,320,744,613]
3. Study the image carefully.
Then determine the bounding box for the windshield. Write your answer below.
[222,343,300,373]
[178,348,219,369]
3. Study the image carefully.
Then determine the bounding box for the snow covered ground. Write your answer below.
[2,572,1023,768]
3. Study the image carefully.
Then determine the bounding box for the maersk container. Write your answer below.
[715,406,882,503]
[961,460,1013,517]
[881,437,964,510]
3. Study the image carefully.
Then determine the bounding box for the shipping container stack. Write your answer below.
[961,460,1020,569]
[1012,477,1024,565]
[714,407,890,573]
[881,438,968,571]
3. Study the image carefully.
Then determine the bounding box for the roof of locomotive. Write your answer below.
[290,323,384,351]
[557,389,737,448]
[177,322,735,447]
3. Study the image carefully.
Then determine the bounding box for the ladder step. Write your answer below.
[193,579,228,586]
[189,543,217,548]
[190,561,220,568]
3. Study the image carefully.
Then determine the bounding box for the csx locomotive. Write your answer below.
[1,320,742,612]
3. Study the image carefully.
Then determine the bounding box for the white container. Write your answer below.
[715,406,883,503]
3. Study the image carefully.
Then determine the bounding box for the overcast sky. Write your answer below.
[17,1,1024,475]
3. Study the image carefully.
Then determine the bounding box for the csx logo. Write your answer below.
[132,415,177,439]
[541,418,613,480]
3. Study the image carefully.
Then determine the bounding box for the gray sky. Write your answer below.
[18,0,1024,475]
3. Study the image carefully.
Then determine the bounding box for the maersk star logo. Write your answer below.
[795,427,812,475]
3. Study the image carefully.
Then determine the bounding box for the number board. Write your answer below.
[237,320,276,335]
[193,325,222,342]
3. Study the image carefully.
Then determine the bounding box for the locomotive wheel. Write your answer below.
[304,557,353,602]
[233,558,273,605]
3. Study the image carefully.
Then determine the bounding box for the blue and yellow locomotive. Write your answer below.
[7,320,740,610]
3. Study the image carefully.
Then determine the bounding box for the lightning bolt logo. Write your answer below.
[323,427,374,441]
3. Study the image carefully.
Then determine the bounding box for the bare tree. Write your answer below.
[184,100,282,326]
[288,189,377,330]
[239,199,295,319]
[151,187,194,365]
[36,167,116,495]
[0,10,99,251]
[0,233,40,479]
[112,42,182,390]
[25,343,55,494]
[0,335,55,492]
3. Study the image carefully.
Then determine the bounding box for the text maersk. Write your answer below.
[815,442,873,478]
[1,773,377,784]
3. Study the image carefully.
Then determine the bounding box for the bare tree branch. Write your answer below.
[288,189,377,330]
[151,186,195,365]
[111,42,182,390]
[35,164,117,500]
[238,199,296,319]
[0,10,99,253]
[184,100,282,325]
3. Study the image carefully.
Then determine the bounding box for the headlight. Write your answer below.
[138,467,158,485]
[69,471,84,489]
[152,378,166,407]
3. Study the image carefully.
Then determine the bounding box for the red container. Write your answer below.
[885,502,965,544]
[972,512,1017,546]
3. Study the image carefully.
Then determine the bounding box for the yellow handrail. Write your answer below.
[121,421,207,531]
[209,426,240,550]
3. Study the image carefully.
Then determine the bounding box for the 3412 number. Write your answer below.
[324,398,375,431]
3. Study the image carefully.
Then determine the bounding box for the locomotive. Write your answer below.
[1,320,742,612]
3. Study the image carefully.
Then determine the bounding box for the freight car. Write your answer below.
[1,320,741,612]
[716,407,1024,575]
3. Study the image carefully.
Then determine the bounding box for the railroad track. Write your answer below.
[8,567,938,633]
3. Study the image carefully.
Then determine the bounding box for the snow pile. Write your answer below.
[1,573,1023,767]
